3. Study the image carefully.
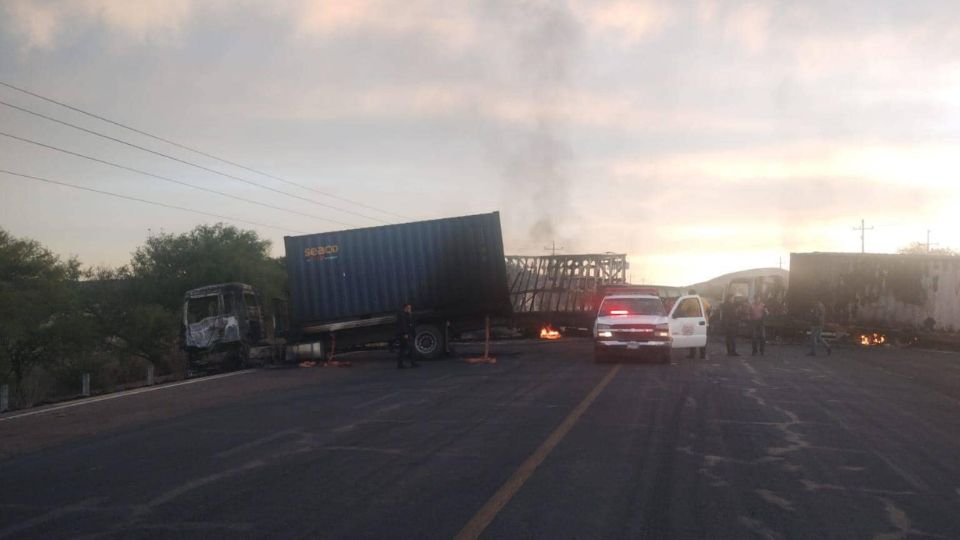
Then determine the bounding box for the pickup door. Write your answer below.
[668,295,708,349]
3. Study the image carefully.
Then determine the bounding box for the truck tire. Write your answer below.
[414,324,444,360]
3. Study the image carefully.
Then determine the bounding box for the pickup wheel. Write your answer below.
[414,324,444,360]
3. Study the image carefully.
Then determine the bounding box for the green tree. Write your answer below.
[0,229,94,403]
[80,267,180,373]
[897,242,957,256]
[129,223,286,312]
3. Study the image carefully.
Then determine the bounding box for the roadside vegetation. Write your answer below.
[0,224,285,409]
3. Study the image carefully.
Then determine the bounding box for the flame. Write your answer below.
[859,333,886,346]
[540,326,561,340]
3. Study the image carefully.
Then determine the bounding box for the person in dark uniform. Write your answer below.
[396,303,419,368]
[807,299,832,357]
[721,295,741,357]
[748,295,769,356]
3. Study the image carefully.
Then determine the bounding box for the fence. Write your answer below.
[0,362,178,414]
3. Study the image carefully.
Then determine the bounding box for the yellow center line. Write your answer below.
[454,364,622,540]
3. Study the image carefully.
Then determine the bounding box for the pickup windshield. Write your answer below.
[599,298,666,317]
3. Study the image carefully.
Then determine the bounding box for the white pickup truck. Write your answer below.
[593,293,709,363]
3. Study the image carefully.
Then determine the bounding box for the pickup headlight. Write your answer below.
[596,324,611,330]
[655,323,669,338]
[597,331,613,338]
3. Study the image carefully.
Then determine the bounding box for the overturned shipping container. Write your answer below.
[283,212,511,357]
[787,252,960,334]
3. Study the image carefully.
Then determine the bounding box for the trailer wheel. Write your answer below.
[414,324,443,359]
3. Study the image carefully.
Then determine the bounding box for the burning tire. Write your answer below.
[414,324,444,359]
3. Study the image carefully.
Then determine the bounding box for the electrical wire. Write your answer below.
[0,169,308,234]
[0,80,408,220]
[0,97,389,224]
[0,130,355,227]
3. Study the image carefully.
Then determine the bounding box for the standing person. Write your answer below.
[808,300,832,356]
[748,295,768,356]
[721,295,741,357]
[396,303,419,368]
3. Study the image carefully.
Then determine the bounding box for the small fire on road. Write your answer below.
[540,326,561,340]
[859,333,886,346]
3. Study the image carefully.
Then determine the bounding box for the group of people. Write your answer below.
[719,295,832,357]
[720,295,768,357]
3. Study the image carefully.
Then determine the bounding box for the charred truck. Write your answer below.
[785,252,960,346]
[181,212,512,372]
[181,283,282,373]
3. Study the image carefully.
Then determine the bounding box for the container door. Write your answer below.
[668,295,708,348]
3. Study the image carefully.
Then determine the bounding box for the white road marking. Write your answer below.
[0,370,257,423]
[216,428,303,458]
[132,460,265,517]
[756,489,795,512]
[354,392,400,409]
[738,516,784,540]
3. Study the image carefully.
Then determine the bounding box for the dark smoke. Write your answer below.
[487,1,583,253]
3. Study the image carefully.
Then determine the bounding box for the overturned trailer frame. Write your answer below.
[505,253,628,332]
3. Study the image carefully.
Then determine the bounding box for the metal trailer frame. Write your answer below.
[505,253,628,329]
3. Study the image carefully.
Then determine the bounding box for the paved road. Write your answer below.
[3,339,960,539]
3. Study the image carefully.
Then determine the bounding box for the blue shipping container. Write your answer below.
[284,212,511,327]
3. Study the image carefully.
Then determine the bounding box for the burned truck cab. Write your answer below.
[181,282,270,373]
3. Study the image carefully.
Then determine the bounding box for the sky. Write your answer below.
[1,0,959,286]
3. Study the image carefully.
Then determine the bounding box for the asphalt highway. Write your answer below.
[3,338,960,539]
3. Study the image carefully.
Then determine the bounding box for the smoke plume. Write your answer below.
[486,1,583,253]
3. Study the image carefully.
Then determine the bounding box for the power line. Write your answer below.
[0,97,388,224]
[0,80,408,220]
[0,130,355,227]
[0,169,307,234]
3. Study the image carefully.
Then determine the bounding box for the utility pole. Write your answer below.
[926,229,939,253]
[853,219,873,254]
[544,241,563,257]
